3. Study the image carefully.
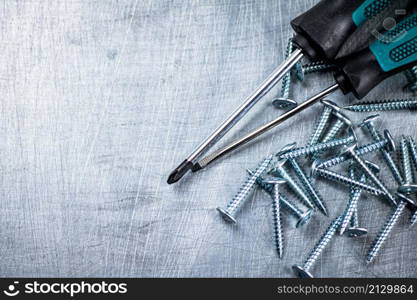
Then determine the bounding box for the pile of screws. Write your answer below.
[216,39,417,278]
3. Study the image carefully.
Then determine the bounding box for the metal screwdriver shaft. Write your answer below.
[193,84,340,171]
[167,49,304,184]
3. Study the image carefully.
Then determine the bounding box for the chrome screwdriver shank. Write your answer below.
[193,84,340,171]
[168,49,304,184]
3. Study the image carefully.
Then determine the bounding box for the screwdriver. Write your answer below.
[167,0,400,184]
[192,10,417,171]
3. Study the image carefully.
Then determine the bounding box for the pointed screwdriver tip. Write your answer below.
[167,160,194,184]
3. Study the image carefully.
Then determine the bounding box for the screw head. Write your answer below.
[346,227,368,237]
[398,185,417,197]
[332,111,352,127]
[274,158,289,170]
[292,265,314,278]
[310,159,323,178]
[364,160,381,174]
[348,127,359,144]
[216,208,237,224]
[383,130,396,152]
[272,98,297,109]
[340,143,358,157]
[296,209,313,228]
[262,176,287,185]
[321,99,341,112]
[276,143,297,157]
[359,114,380,129]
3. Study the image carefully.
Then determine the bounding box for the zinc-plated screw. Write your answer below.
[347,209,368,238]
[280,134,356,160]
[339,168,367,235]
[272,39,298,110]
[263,176,287,258]
[367,193,415,263]
[292,215,343,278]
[403,66,417,92]
[311,111,352,160]
[344,99,417,112]
[408,136,417,174]
[317,133,393,169]
[269,159,314,209]
[398,136,417,194]
[217,155,273,223]
[306,99,339,147]
[360,116,403,185]
[312,166,385,197]
[343,144,397,207]
[302,61,336,74]
[288,157,328,215]
[250,170,313,228]
[411,211,417,227]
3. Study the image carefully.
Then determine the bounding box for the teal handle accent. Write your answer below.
[352,0,392,26]
[370,13,417,72]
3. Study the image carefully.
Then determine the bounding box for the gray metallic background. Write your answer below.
[0,0,416,277]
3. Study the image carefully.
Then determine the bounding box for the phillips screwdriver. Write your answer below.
[192,10,417,171]
[167,0,401,184]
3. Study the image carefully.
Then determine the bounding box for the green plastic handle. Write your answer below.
[370,13,417,72]
[352,0,393,26]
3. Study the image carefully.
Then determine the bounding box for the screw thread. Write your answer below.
[280,136,355,160]
[271,184,284,258]
[254,174,307,222]
[271,166,314,208]
[316,168,384,196]
[289,158,327,215]
[311,120,345,160]
[350,210,359,228]
[364,123,382,141]
[303,216,343,271]
[226,156,273,216]
[411,210,417,227]
[276,39,294,102]
[408,137,417,175]
[307,106,332,146]
[340,173,366,235]
[345,99,417,112]
[349,150,396,207]
[318,140,388,169]
[362,123,403,185]
[367,201,406,263]
[400,136,413,184]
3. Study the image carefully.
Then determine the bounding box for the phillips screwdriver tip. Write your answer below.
[167,160,194,184]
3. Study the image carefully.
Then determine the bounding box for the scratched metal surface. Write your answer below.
[0,0,416,278]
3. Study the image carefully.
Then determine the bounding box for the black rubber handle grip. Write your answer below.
[335,11,417,99]
[291,0,377,60]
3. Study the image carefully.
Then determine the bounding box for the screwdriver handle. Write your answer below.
[336,12,417,99]
[291,0,393,60]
